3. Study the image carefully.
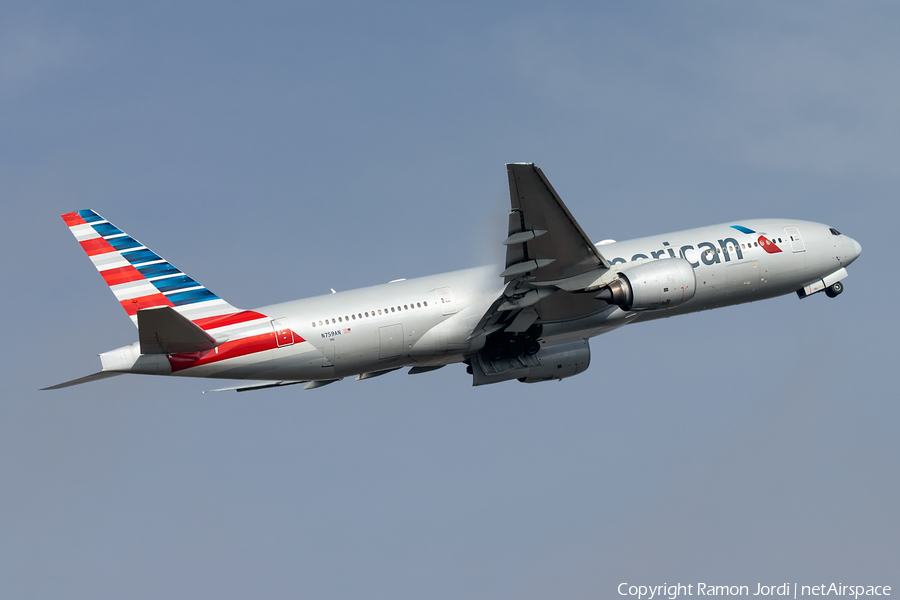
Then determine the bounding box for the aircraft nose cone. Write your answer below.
[846,237,862,265]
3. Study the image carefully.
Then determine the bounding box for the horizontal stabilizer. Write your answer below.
[41,371,123,390]
[138,306,221,354]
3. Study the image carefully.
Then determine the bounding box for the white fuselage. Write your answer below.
[153,218,859,383]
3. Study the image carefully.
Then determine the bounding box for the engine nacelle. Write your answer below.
[471,339,590,386]
[595,258,696,311]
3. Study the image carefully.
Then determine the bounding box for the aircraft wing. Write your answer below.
[471,163,614,340]
[502,163,610,283]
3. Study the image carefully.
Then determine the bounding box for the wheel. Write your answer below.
[524,339,541,356]
[488,346,505,361]
[825,281,844,298]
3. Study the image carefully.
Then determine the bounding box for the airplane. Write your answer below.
[44,163,862,391]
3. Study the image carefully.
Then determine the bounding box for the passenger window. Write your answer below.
[358,313,362,319]
[417,302,421,308]
[365,312,369,317]
[391,307,395,313]
[318,321,323,326]
[311,322,316,327]
[404,305,408,310]
[351,314,356,320]
[378,310,382,315]
[338,317,342,322]
[423,301,428,306]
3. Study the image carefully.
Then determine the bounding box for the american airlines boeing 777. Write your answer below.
[45,163,862,391]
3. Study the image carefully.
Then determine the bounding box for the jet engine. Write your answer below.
[594,258,696,311]
[471,339,590,386]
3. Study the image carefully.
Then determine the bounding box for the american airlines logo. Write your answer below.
[607,225,782,268]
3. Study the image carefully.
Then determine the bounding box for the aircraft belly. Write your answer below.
[334,348,382,377]
[725,261,760,296]
[756,252,831,294]
[408,310,478,361]
[213,350,329,380]
[330,314,456,375]
[330,328,377,360]
[172,343,327,381]
[788,240,844,285]
[325,324,414,376]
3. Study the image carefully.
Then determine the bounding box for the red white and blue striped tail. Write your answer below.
[62,209,241,326]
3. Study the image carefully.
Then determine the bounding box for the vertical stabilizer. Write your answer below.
[61,210,240,326]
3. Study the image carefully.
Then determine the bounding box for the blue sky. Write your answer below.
[2,2,897,598]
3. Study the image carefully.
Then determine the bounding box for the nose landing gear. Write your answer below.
[825,281,844,298]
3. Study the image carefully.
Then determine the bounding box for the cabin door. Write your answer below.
[379,324,404,360]
[436,287,457,315]
[271,318,295,347]
[784,227,805,252]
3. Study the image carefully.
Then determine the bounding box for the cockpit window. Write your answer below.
[829,227,841,236]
